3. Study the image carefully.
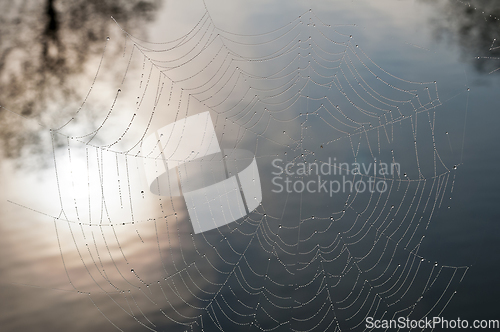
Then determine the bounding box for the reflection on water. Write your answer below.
[0,0,161,161]
[422,0,500,74]
[0,0,499,331]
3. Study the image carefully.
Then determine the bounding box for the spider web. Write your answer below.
[478,38,500,74]
[8,6,470,332]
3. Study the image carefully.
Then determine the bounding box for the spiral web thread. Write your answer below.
[10,6,471,332]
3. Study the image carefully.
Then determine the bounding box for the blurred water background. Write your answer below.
[0,0,499,331]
